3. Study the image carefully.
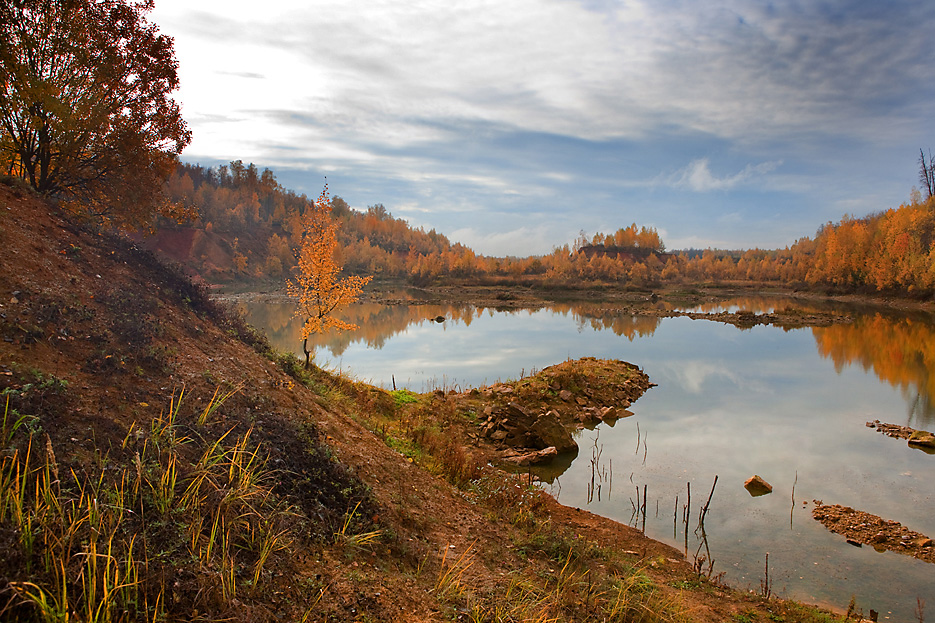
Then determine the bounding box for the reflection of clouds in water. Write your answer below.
[242,297,935,618]
[663,360,744,394]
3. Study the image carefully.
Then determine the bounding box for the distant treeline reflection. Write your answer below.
[812,314,935,426]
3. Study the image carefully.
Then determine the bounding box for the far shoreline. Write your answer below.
[216,279,935,326]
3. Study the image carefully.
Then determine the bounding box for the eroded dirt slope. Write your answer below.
[0,181,849,622]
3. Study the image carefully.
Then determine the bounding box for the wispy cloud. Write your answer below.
[151,0,935,254]
[670,159,783,192]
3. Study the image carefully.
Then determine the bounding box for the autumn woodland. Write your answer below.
[154,160,935,297]
[2,1,935,621]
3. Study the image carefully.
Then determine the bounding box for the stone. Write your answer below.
[599,406,618,421]
[528,411,578,453]
[559,390,573,402]
[501,446,558,466]
[908,430,935,448]
[490,430,508,442]
[744,475,773,497]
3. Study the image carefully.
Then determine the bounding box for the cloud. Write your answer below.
[150,0,935,255]
[670,159,783,192]
[447,225,560,258]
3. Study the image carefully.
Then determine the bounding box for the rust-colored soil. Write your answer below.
[0,182,849,621]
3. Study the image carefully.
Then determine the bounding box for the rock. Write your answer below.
[503,401,531,421]
[528,411,578,453]
[559,390,573,402]
[599,406,618,421]
[501,446,558,466]
[433,316,445,323]
[914,537,934,548]
[744,475,773,497]
[908,430,935,448]
[578,407,601,423]
[490,430,508,442]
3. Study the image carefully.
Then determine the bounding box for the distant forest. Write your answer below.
[154,161,935,297]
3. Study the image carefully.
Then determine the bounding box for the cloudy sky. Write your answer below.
[150,0,935,256]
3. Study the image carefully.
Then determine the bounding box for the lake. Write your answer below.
[239,294,935,620]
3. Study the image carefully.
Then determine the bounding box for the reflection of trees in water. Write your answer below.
[240,301,483,358]
[558,303,661,340]
[813,314,935,427]
[688,295,843,315]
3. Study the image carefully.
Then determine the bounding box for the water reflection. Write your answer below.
[813,314,935,428]
[239,295,935,619]
[240,297,935,421]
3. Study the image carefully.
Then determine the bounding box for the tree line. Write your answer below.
[160,160,935,296]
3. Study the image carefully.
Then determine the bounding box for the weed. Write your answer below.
[390,389,419,408]
[333,501,383,555]
[434,541,476,599]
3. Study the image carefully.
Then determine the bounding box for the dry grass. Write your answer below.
[0,387,298,622]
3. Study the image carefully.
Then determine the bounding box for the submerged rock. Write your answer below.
[744,475,773,497]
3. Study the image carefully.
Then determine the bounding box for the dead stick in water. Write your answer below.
[673,494,679,539]
[641,484,648,533]
[790,471,797,530]
[697,474,718,532]
[684,482,691,555]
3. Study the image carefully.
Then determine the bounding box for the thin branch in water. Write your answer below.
[696,474,718,534]
[790,470,798,530]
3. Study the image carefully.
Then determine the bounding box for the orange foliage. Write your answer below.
[159,160,935,298]
[287,184,372,366]
[0,0,191,230]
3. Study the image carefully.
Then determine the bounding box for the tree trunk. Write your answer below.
[303,337,311,369]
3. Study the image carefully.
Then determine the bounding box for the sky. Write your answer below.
[150,0,935,257]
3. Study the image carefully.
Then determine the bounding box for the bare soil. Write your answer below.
[0,182,853,622]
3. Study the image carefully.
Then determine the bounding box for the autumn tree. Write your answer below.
[288,184,371,368]
[0,0,191,229]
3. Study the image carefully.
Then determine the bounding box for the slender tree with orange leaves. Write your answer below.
[288,184,372,368]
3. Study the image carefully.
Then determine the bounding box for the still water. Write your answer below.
[240,296,935,620]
